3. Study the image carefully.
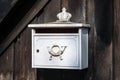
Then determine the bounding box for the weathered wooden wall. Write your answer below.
[0,0,18,22]
[14,28,36,80]
[0,0,118,80]
[114,0,120,80]
[94,0,113,80]
[0,44,14,80]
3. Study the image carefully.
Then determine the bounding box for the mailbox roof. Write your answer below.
[28,22,90,29]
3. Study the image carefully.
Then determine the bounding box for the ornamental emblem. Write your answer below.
[57,7,72,22]
[47,45,67,60]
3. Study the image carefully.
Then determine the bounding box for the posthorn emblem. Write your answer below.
[47,45,67,60]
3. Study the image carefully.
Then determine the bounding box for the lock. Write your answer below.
[36,49,39,53]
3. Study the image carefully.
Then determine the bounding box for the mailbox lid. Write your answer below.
[28,22,90,29]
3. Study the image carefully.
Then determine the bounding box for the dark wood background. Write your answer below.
[0,0,119,80]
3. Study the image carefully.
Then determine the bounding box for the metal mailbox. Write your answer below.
[28,8,90,70]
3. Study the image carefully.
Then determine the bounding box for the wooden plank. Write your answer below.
[0,0,36,43]
[0,44,14,80]
[14,34,22,80]
[62,0,68,8]
[85,0,95,80]
[0,0,18,22]
[14,28,36,80]
[94,0,113,80]
[0,0,50,55]
[113,0,120,80]
[43,0,61,22]
[68,0,86,23]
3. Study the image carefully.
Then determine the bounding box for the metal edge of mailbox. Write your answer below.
[28,23,90,29]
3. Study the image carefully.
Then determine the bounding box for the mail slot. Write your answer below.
[28,8,90,70]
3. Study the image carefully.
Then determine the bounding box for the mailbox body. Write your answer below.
[28,23,89,70]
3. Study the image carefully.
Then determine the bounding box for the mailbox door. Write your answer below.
[32,34,80,69]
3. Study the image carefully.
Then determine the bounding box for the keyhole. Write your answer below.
[36,49,39,53]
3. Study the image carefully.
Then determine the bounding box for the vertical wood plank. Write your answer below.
[67,0,86,23]
[62,0,68,8]
[43,0,61,22]
[94,0,113,80]
[14,35,22,80]
[14,28,36,80]
[85,0,95,80]
[0,44,14,80]
[113,0,120,80]
[0,0,18,22]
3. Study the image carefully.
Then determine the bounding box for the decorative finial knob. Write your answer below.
[57,7,72,22]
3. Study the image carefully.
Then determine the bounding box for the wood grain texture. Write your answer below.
[0,44,14,80]
[62,0,68,8]
[68,0,86,23]
[0,0,36,44]
[0,0,18,22]
[85,0,95,80]
[94,0,113,80]
[0,0,49,55]
[14,28,36,80]
[113,0,120,80]
[43,0,61,23]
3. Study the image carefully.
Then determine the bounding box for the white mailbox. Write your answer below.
[28,8,90,70]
